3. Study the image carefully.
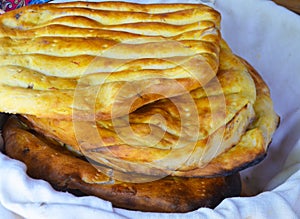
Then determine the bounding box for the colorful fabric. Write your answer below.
[0,0,50,11]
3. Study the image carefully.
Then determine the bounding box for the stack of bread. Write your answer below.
[1,1,279,213]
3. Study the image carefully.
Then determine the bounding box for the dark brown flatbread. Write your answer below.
[3,116,241,213]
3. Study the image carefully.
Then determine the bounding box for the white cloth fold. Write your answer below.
[1,0,300,218]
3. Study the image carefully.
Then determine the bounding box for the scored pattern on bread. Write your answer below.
[21,40,262,178]
[1,2,220,27]
[10,53,278,178]
[0,2,221,120]
[1,2,280,212]
[75,55,279,178]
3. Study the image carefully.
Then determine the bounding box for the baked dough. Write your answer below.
[3,116,241,213]
[0,2,221,120]
[70,54,279,178]
[0,1,279,213]
[172,57,280,177]
[22,40,261,178]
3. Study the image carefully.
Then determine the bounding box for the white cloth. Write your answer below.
[1,0,300,218]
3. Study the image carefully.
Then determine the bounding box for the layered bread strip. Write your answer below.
[0,2,221,120]
[23,40,264,177]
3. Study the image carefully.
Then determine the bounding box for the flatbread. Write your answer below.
[3,116,241,213]
[75,55,279,178]
[22,40,258,178]
[0,2,221,120]
[172,57,280,177]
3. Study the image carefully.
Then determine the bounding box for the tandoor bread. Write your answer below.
[90,55,279,178]
[0,1,279,213]
[173,57,280,177]
[21,40,258,178]
[19,43,279,178]
[2,54,277,210]
[0,1,221,120]
[3,115,241,213]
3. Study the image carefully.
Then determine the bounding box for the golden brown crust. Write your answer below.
[171,57,280,177]
[238,58,280,148]
[21,40,259,178]
[0,2,221,120]
[76,57,278,178]
[22,102,254,178]
[22,49,278,178]
[48,1,218,15]
[0,2,279,213]
[1,2,220,28]
[3,116,241,213]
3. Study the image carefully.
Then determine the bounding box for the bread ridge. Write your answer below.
[20,40,259,177]
[0,2,221,120]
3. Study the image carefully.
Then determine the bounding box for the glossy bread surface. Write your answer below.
[0,1,221,120]
[21,40,268,177]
